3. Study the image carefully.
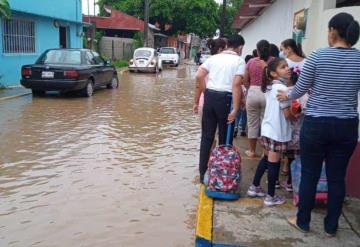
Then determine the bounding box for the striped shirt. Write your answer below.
[290,47,360,118]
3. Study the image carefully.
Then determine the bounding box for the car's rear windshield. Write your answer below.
[37,50,81,65]
[135,50,152,58]
[160,48,176,54]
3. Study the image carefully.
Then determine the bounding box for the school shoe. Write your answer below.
[280,181,293,192]
[264,195,286,206]
[247,185,266,197]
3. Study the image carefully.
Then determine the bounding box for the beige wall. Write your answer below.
[100,36,135,61]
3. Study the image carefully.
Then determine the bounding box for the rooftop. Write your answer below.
[232,0,274,30]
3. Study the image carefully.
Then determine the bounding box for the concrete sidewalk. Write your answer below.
[0,87,31,101]
[196,135,360,247]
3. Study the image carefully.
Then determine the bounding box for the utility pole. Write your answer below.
[94,0,96,16]
[220,0,227,37]
[144,0,150,47]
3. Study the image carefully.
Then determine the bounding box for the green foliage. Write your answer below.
[228,0,243,9]
[219,0,244,37]
[95,30,104,52]
[97,0,219,37]
[0,0,11,18]
[133,31,144,49]
[112,60,129,68]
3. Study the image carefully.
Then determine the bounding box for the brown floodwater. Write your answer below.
[0,64,200,247]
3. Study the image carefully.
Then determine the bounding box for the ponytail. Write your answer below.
[329,12,360,47]
[295,43,305,58]
[346,20,360,46]
[256,40,270,61]
[261,66,271,93]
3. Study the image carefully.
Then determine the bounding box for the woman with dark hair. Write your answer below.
[197,38,227,119]
[270,43,280,58]
[252,49,258,57]
[280,38,306,69]
[243,40,273,157]
[277,12,360,236]
[193,34,246,183]
[207,38,227,55]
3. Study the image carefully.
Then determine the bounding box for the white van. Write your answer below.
[158,47,180,67]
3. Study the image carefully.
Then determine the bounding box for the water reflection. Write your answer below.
[0,65,200,246]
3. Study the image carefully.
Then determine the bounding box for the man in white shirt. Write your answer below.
[193,34,246,183]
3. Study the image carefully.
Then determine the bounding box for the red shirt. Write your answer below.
[246,57,274,86]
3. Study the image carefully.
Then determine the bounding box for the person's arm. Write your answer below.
[228,75,242,123]
[193,67,208,113]
[277,51,318,101]
[282,107,300,121]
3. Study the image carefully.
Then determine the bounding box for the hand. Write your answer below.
[193,103,199,114]
[227,110,237,124]
[277,90,288,101]
[240,99,246,108]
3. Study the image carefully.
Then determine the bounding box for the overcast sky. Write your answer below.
[82,0,224,15]
[82,0,99,15]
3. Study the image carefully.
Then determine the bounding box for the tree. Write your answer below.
[97,0,219,37]
[0,0,11,18]
[218,0,244,37]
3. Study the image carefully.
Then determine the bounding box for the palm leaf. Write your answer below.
[0,0,11,19]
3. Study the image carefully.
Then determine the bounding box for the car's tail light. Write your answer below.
[22,67,32,77]
[64,70,79,78]
[129,59,134,65]
[150,60,156,65]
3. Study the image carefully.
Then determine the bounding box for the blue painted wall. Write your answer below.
[0,0,83,87]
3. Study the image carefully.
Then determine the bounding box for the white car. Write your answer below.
[129,48,162,73]
[199,50,211,65]
[158,47,180,67]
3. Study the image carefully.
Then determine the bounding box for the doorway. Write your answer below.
[59,26,69,48]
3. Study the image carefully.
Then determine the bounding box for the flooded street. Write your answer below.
[0,64,200,247]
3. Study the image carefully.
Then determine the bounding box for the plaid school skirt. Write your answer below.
[261,136,288,153]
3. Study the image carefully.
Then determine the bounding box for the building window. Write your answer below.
[2,18,35,53]
[336,0,360,7]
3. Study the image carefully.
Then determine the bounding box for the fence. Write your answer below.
[100,36,135,61]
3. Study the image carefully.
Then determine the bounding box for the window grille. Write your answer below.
[2,18,35,53]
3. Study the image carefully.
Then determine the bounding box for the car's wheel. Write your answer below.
[32,89,45,97]
[81,79,94,97]
[175,63,179,67]
[107,76,119,89]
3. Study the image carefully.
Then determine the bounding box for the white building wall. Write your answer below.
[240,0,308,57]
[240,0,360,57]
[303,4,360,53]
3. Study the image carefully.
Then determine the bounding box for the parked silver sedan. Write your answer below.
[128,48,162,73]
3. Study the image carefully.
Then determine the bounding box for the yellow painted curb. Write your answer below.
[196,184,214,241]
